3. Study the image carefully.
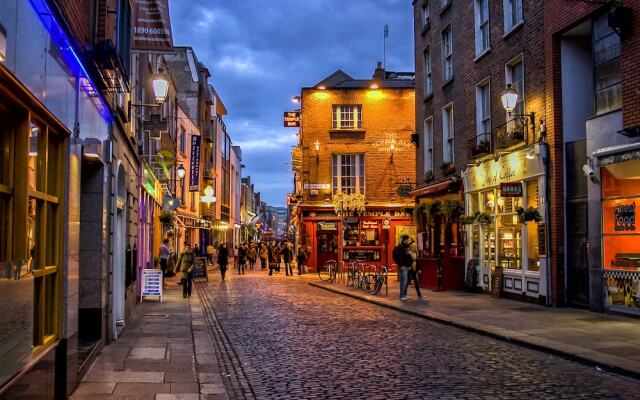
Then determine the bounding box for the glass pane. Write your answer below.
[46,203,58,266]
[28,123,41,192]
[472,225,480,259]
[596,84,622,114]
[499,226,521,270]
[44,273,56,336]
[527,180,539,209]
[595,60,621,90]
[527,222,540,271]
[0,120,10,185]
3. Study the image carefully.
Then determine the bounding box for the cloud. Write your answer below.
[170,0,414,205]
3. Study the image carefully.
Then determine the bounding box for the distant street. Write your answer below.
[195,271,640,400]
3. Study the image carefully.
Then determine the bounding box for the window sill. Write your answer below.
[423,93,433,102]
[421,22,431,35]
[330,129,366,134]
[502,21,524,40]
[439,1,451,15]
[441,78,454,89]
[474,48,491,62]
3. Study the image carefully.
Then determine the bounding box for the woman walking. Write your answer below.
[217,243,230,281]
[283,242,293,276]
[176,243,195,298]
[260,243,269,271]
[247,244,257,270]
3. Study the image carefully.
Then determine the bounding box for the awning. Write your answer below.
[594,142,640,166]
[409,178,460,198]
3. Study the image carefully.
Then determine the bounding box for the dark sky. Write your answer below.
[170,0,415,206]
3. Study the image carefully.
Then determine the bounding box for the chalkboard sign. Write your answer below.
[192,257,208,281]
[465,260,478,292]
[491,267,503,298]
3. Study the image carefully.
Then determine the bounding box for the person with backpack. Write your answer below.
[393,235,413,301]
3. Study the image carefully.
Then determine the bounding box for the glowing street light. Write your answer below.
[177,164,186,179]
[152,73,170,104]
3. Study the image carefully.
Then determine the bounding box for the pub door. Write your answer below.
[316,224,339,269]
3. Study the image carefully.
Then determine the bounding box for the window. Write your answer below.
[442,26,453,81]
[503,0,523,33]
[332,105,362,129]
[422,2,430,28]
[332,154,365,194]
[423,47,432,96]
[442,104,454,163]
[476,80,491,135]
[525,179,540,272]
[423,117,433,173]
[475,0,490,55]
[440,0,451,9]
[593,14,621,114]
[179,128,186,154]
[506,56,524,117]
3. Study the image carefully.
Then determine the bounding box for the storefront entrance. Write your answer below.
[316,221,338,268]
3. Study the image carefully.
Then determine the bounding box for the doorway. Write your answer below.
[112,164,127,337]
[316,222,338,269]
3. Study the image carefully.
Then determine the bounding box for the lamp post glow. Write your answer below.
[177,164,186,179]
[152,74,169,104]
[501,83,519,113]
[201,185,216,206]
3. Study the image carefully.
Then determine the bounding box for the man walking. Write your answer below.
[159,238,172,285]
[217,243,230,281]
[176,243,195,298]
[393,235,412,301]
[283,242,293,276]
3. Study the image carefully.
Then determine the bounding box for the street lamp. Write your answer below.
[389,140,396,162]
[201,185,216,206]
[314,139,320,162]
[177,164,186,179]
[151,73,170,104]
[500,83,537,132]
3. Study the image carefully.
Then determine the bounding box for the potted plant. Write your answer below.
[476,212,494,225]
[516,207,543,224]
[440,162,454,175]
[412,202,428,231]
[424,170,434,181]
[159,210,175,228]
[459,211,481,225]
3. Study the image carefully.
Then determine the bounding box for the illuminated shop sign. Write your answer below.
[462,147,545,192]
[614,202,636,231]
[318,221,337,231]
[500,182,523,197]
[284,112,301,127]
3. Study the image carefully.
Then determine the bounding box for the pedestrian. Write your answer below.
[193,243,200,257]
[176,243,195,298]
[407,241,423,298]
[268,242,277,276]
[217,243,230,281]
[283,242,293,276]
[206,243,215,265]
[238,243,247,275]
[274,242,282,273]
[247,244,257,270]
[159,238,172,284]
[296,247,307,275]
[260,243,268,271]
[233,245,239,272]
[393,235,413,301]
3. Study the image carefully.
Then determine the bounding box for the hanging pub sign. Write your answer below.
[500,182,523,197]
[189,135,201,192]
[318,221,337,231]
[284,111,301,127]
[132,0,174,50]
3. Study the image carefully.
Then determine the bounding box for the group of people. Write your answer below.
[393,234,423,301]
[159,238,309,299]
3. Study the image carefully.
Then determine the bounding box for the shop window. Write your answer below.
[360,221,380,246]
[498,224,521,270]
[593,14,621,115]
[28,123,43,192]
[471,225,480,260]
[482,190,495,213]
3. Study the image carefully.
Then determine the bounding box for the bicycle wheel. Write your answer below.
[318,261,336,282]
[362,273,378,294]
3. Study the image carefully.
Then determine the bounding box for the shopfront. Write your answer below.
[176,214,212,253]
[598,150,640,315]
[462,145,549,303]
[299,206,414,272]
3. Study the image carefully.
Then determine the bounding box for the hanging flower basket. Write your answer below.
[159,210,175,228]
[332,192,366,216]
[517,207,543,224]
[476,212,494,225]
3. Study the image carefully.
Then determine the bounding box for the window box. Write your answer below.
[440,162,455,175]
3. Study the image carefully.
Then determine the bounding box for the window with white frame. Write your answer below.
[593,13,621,114]
[476,79,491,136]
[475,0,490,55]
[423,47,433,96]
[332,105,362,129]
[503,0,523,33]
[506,56,524,117]
[442,104,454,163]
[442,25,453,81]
[333,154,365,195]
[424,117,433,173]
[422,1,430,28]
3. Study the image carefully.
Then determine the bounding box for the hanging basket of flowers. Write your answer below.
[332,192,366,216]
[516,207,543,224]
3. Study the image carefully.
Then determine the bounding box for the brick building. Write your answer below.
[544,1,640,315]
[292,65,416,271]
[412,0,552,302]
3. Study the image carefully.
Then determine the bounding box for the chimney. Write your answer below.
[372,61,385,80]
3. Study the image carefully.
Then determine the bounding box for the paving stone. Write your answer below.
[113,382,171,395]
[164,372,197,383]
[71,382,117,395]
[155,394,200,400]
[129,347,167,360]
[170,383,199,393]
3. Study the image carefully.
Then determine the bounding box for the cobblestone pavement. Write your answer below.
[196,272,640,400]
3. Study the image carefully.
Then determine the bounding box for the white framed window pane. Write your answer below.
[422,2,430,26]
[424,49,432,96]
[423,118,433,172]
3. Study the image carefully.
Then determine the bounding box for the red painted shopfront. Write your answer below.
[298,206,415,272]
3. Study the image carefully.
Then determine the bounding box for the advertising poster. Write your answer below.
[132,0,174,50]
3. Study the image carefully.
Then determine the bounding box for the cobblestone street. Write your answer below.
[196,271,640,400]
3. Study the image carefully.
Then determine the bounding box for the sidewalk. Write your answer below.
[310,279,640,379]
[70,275,229,400]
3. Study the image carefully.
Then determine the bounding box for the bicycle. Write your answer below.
[318,260,338,283]
[362,266,388,295]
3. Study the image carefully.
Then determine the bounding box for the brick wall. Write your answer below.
[300,87,416,207]
[54,0,93,47]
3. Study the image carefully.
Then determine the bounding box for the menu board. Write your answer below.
[491,267,503,298]
[141,269,163,301]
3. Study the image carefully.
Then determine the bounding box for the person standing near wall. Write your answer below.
[159,239,172,285]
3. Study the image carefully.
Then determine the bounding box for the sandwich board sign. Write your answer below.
[141,269,163,302]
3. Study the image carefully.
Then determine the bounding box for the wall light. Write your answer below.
[292,96,301,104]
[501,83,518,113]
[201,185,216,206]
[152,73,170,104]
[317,85,326,90]
[177,164,186,179]
[370,83,379,90]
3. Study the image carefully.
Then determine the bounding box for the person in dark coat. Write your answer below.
[176,243,195,298]
[217,243,230,281]
[268,242,277,276]
[296,247,307,275]
[282,242,293,276]
[238,243,247,275]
